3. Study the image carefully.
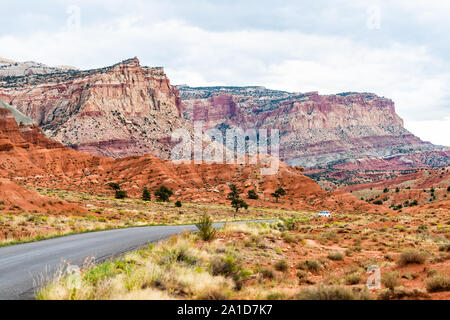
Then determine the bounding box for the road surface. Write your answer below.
[0,220,271,300]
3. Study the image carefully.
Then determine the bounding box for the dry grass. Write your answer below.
[33,200,450,301]
[297,285,372,300]
[397,249,427,266]
[426,273,450,292]
[38,233,235,300]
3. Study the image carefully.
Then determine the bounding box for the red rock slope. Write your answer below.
[0,106,386,215]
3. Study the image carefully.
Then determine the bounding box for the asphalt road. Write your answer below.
[0,220,272,300]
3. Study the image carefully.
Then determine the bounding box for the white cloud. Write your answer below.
[405,117,450,146]
[0,15,449,146]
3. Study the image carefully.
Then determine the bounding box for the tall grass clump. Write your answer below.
[196,213,216,241]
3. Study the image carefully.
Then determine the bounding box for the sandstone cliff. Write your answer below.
[0,58,188,158]
[0,57,76,78]
[179,86,448,170]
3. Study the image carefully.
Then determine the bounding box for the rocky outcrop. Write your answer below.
[179,86,448,170]
[0,57,76,78]
[0,58,189,158]
[0,105,63,151]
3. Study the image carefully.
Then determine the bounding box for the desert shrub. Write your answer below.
[297,285,371,300]
[247,189,258,199]
[270,187,286,203]
[154,186,173,202]
[319,230,339,242]
[378,288,392,300]
[115,190,127,199]
[382,271,400,290]
[297,270,307,280]
[259,267,275,279]
[426,273,450,292]
[266,291,286,300]
[373,200,383,205]
[142,187,151,201]
[438,242,450,252]
[210,255,239,277]
[281,232,296,243]
[174,201,182,208]
[108,182,121,191]
[398,249,427,266]
[327,252,343,261]
[274,259,289,272]
[345,273,363,285]
[280,217,298,231]
[196,214,216,241]
[297,259,321,273]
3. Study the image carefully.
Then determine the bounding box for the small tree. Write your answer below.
[108,182,121,191]
[108,182,126,199]
[154,185,173,202]
[383,188,389,193]
[271,187,286,203]
[247,189,259,199]
[142,187,151,201]
[175,200,182,207]
[227,184,240,201]
[231,198,248,218]
[115,190,127,199]
[227,184,248,218]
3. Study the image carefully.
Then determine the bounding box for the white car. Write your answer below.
[318,211,331,217]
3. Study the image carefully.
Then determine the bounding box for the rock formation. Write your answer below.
[0,58,189,158]
[179,86,448,168]
[0,57,76,78]
[0,104,386,214]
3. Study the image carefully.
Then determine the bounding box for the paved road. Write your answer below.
[0,220,272,300]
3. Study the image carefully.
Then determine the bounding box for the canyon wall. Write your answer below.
[179,86,448,170]
[0,58,188,158]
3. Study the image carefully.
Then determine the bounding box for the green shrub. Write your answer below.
[154,186,173,202]
[210,255,239,277]
[270,187,286,203]
[141,187,151,201]
[115,190,127,199]
[174,200,182,207]
[274,259,289,272]
[247,189,259,199]
[108,182,121,191]
[195,214,216,241]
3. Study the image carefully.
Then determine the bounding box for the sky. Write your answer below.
[0,0,449,146]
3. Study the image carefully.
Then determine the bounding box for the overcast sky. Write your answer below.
[0,0,449,146]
